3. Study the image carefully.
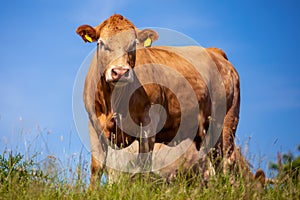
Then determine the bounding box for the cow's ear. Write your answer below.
[76,25,99,43]
[137,29,159,47]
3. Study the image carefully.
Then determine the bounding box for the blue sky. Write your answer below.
[0,0,299,173]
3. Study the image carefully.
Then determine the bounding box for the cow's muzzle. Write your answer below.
[111,67,129,80]
[106,66,133,85]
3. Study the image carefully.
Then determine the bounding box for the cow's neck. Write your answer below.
[101,77,132,116]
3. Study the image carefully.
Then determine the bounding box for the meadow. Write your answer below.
[0,130,299,200]
[0,129,300,200]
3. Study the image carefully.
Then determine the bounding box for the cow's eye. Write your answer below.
[98,40,111,52]
[127,41,136,53]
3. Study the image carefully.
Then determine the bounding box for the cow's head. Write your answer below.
[76,14,158,86]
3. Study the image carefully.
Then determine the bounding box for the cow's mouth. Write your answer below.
[111,81,129,87]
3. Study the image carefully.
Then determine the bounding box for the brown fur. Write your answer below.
[76,14,259,188]
[207,47,228,60]
[206,47,240,172]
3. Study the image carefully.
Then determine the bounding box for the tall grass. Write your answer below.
[0,127,299,199]
[0,150,299,199]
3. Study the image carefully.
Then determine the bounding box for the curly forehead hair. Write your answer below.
[97,14,135,34]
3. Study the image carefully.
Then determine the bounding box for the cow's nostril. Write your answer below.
[112,69,118,76]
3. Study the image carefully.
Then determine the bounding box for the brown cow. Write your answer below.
[76,14,248,188]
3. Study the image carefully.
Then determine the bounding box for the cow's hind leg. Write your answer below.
[222,117,238,174]
[222,79,240,174]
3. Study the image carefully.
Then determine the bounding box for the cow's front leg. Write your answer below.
[138,134,155,172]
[137,105,163,172]
[88,121,108,190]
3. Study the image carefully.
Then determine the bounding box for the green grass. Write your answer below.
[0,150,299,200]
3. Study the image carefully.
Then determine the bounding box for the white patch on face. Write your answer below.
[105,65,115,82]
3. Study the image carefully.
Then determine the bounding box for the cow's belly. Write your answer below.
[155,128,178,145]
[155,110,199,146]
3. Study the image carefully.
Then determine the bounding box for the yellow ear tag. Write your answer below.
[144,37,152,47]
[85,34,93,43]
